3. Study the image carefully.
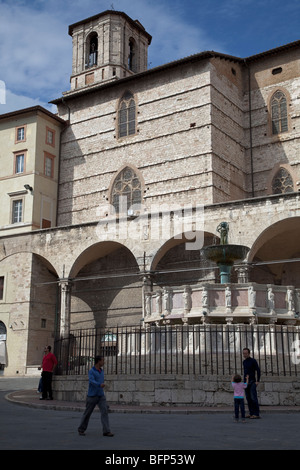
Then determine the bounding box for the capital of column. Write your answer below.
[58,278,72,290]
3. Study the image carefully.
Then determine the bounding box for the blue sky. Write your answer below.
[0,0,299,114]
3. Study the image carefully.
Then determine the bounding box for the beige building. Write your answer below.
[0,106,65,373]
[0,10,300,375]
[0,106,65,236]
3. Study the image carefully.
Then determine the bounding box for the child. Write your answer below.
[232,374,248,422]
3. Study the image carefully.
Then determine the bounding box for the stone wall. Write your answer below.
[53,374,300,407]
[56,58,248,227]
[57,49,300,227]
[1,192,300,374]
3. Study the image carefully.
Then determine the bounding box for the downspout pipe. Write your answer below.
[244,59,255,197]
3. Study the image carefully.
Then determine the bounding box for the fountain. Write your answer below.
[202,222,250,284]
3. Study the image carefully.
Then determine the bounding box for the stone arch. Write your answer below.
[69,240,140,278]
[0,251,59,373]
[85,31,98,68]
[69,241,142,329]
[150,231,218,286]
[248,217,300,286]
[128,37,138,72]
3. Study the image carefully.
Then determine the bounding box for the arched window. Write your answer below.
[128,38,137,72]
[118,91,136,138]
[271,91,288,134]
[272,168,294,194]
[0,321,6,336]
[86,32,98,68]
[111,167,142,214]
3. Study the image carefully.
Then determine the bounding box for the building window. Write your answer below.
[12,199,23,224]
[15,125,26,143]
[15,153,25,174]
[118,92,136,138]
[41,319,47,328]
[46,127,55,147]
[111,166,142,214]
[271,91,288,134]
[86,32,98,68]
[44,153,55,178]
[272,168,294,194]
[0,277,4,300]
[128,38,137,72]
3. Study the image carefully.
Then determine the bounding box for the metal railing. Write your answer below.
[54,324,300,377]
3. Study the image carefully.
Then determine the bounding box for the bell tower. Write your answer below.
[68,10,152,92]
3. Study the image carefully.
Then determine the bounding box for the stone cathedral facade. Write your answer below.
[0,10,300,375]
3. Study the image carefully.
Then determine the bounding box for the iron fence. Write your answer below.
[54,324,300,377]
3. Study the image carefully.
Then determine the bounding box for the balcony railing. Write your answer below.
[144,283,300,325]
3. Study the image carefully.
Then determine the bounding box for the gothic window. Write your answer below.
[86,33,98,68]
[128,38,136,72]
[111,167,142,214]
[272,168,294,194]
[271,91,288,134]
[118,91,136,138]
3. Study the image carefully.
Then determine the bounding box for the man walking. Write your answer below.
[243,347,261,419]
[78,355,114,437]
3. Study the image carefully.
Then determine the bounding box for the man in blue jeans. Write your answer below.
[78,356,114,437]
[243,348,261,419]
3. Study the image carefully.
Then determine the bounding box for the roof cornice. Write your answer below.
[0,105,66,124]
[68,9,152,44]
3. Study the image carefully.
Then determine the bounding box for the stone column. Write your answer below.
[267,286,275,315]
[145,292,152,318]
[162,287,172,316]
[58,279,72,338]
[287,286,295,316]
[183,286,192,314]
[225,286,232,315]
[142,273,153,322]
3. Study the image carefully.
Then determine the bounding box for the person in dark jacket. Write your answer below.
[242,348,261,419]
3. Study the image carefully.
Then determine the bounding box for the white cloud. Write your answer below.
[5,0,296,115]
[0,88,55,114]
[0,1,71,112]
[0,0,228,115]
